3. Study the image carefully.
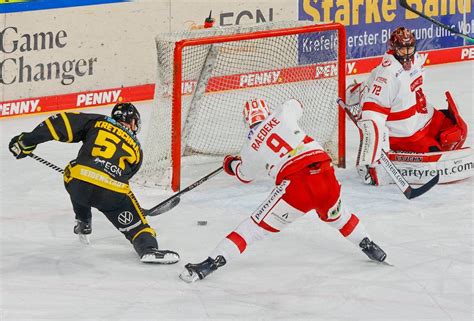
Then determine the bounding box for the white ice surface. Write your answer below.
[0,62,473,321]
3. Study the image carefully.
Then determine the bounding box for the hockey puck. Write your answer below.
[197,221,208,226]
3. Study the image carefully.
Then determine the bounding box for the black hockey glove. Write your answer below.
[9,134,37,159]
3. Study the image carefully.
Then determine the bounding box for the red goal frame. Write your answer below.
[170,23,346,191]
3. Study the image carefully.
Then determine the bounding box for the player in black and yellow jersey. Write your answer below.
[8,103,179,264]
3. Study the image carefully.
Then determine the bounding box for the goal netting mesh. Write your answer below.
[136,21,344,189]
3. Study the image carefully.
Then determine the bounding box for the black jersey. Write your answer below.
[22,112,142,184]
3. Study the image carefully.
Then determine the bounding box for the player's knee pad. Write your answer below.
[251,181,304,232]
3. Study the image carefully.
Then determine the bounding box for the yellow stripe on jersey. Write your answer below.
[66,164,131,194]
[127,191,148,224]
[60,113,73,142]
[45,118,60,140]
[132,227,156,241]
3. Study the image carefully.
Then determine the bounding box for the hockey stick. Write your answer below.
[399,0,474,42]
[27,153,182,215]
[146,166,224,216]
[337,98,439,199]
[28,153,65,174]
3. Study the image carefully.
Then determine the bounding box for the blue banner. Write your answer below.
[298,0,473,60]
[0,0,129,14]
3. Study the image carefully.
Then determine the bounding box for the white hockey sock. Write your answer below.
[325,208,369,246]
[209,217,269,263]
[209,238,241,263]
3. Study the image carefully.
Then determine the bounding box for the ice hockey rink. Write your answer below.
[0,61,472,320]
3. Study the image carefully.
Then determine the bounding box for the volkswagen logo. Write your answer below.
[118,211,134,225]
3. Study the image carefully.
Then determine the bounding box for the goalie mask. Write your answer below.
[243,99,270,127]
[389,27,416,71]
[111,102,141,134]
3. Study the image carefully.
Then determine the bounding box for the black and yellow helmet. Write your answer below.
[111,102,141,134]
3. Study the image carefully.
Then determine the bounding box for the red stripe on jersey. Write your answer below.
[339,214,360,237]
[387,104,418,121]
[362,102,391,115]
[226,231,247,253]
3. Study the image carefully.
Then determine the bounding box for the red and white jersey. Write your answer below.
[231,99,330,184]
[361,51,434,138]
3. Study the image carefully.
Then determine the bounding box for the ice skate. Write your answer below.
[140,248,180,264]
[179,255,226,283]
[359,237,387,263]
[73,219,91,244]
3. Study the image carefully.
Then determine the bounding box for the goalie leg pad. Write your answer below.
[389,148,474,184]
[357,119,389,166]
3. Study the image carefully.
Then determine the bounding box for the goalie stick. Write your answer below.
[399,0,474,42]
[27,153,183,215]
[336,99,439,199]
[146,166,224,216]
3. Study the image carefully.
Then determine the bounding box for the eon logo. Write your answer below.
[219,8,273,26]
[118,211,134,225]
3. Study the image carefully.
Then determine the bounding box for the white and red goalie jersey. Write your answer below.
[360,51,433,139]
[229,99,331,184]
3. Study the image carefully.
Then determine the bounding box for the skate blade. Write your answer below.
[368,259,394,267]
[77,234,90,245]
[179,269,199,283]
[141,253,180,264]
[380,260,394,267]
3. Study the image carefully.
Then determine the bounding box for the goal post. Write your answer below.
[138,21,346,191]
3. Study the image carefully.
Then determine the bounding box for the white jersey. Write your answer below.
[361,51,434,138]
[231,99,329,184]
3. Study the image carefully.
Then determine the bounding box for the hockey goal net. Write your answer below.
[137,21,346,191]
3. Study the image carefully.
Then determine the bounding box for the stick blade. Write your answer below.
[144,197,181,216]
[404,174,439,199]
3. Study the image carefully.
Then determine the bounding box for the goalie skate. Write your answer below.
[140,249,180,264]
[179,256,226,283]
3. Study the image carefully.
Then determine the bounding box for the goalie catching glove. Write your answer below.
[9,134,37,159]
[223,155,241,176]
